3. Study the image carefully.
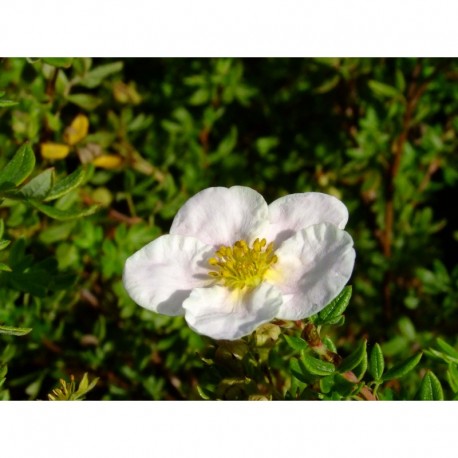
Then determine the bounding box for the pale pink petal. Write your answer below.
[123,235,213,316]
[267,223,355,320]
[182,283,283,340]
[170,186,269,247]
[260,192,349,245]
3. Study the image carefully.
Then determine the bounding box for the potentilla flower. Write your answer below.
[123,186,355,340]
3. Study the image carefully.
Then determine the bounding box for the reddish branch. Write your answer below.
[381,62,429,320]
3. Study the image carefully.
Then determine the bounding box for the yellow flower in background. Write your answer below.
[40,142,70,160]
[64,114,89,146]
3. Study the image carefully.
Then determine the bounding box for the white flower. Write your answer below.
[123,186,355,340]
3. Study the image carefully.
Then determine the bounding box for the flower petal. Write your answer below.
[183,283,283,340]
[268,223,355,320]
[123,234,213,316]
[170,186,269,247]
[261,192,349,245]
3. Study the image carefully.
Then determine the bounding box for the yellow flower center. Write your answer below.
[208,238,278,289]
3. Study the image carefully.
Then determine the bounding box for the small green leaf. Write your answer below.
[284,335,308,351]
[78,62,124,88]
[67,94,102,110]
[45,167,87,201]
[353,349,368,381]
[446,364,458,393]
[289,358,312,384]
[419,371,444,400]
[315,286,352,325]
[0,240,11,251]
[196,384,213,400]
[0,263,12,272]
[0,144,36,190]
[42,58,74,68]
[0,98,18,107]
[339,339,367,373]
[302,353,335,376]
[30,201,100,220]
[382,353,422,381]
[322,336,337,353]
[319,375,335,393]
[436,338,458,360]
[0,219,4,239]
[369,343,385,381]
[368,80,402,99]
[0,325,32,336]
[20,168,54,199]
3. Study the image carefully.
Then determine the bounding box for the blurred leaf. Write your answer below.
[78,61,123,88]
[42,58,73,68]
[419,371,444,400]
[41,143,70,160]
[20,168,54,199]
[339,339,367,373]
[64,114,89,145]
[0,144,36,190]
[0,325,32,336]
[45,167,88,201]
[436,338,458,360]
[0,263,12,272]
[30,201,100,220]
[369,343,385,381]
[382,353,423,381]
[0,97,17,107]
[315,75,340,94]
[368,80,402,99]
[0,240,11,251]
[67,94,102,110]
[446,365,458,393]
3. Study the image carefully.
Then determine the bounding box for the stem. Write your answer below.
[302,321,377,401]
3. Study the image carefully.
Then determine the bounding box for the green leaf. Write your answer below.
[446,364,458,393]
[315,286,352,325]
[0,263,12,272]
[45,167,88,201]
[319,375,335,393]
[302,353,335,376]
[67,94,102,110]
[369,343,385,381]
[382,353,423,381]
[424,348,458,365]
[0,98,18,107]
[0,219,4,239]
[20,168,54,199]
[284,335,308,351]
[368,80,402,99]
[436,338,458,360]
[352,348,368,381]
[339,339,367,373]
[419,371,444,400]
[30,201,100,220]
[0,325,32,336]
[0,144,36,190]
[289,358,312,384]
[0,240,11,251]
[78,61,124,88]
[42,58,74,68]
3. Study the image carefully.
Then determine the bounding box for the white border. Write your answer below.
[1,0,457,57]
[1,402,457,457]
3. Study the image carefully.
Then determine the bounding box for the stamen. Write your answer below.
[207,238,278,289]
